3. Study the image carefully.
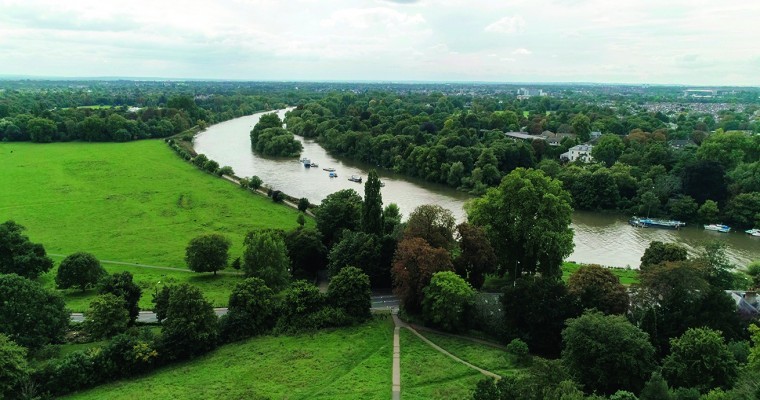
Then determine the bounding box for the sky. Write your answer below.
[1,0,758,85]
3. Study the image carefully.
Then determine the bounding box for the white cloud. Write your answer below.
[511,48,532,55]
[484,16,525,34]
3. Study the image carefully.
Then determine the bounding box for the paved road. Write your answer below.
[71,294,399,323]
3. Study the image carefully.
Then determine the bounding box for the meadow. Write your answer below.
[0,140,307,310]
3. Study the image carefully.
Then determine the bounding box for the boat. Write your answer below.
[379,181,385,187]
[309,162,318,168]
[301,158,311,167]
[329,171,338,178]
[629,217,686,229]
[704,224,731,233]
[323,167,335,172]
[348,175,362,183]
[745,228,760,237]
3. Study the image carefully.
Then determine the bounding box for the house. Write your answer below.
[726,291,760,318]
[560,144,594,163]
[668,139,696,150]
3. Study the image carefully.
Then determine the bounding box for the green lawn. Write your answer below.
[65,317,395,400]
[420,331,517,377]
[400,329,488,400]
[0,140,308,310]
[561,262,640,285]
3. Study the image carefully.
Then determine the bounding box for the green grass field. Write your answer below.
[65,317,395,400]
[400,329,488,399]
[561,262,640,285]
[420,331,516,377]
[0,140,308,310]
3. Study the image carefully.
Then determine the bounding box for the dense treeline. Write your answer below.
[285,91,760,227]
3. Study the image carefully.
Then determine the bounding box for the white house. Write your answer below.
[560,144,594,163]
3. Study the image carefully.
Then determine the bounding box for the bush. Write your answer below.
[249,175,263,190]
[505,338,531,366]
[219,278,276,342]
[192,154,208,167]
[203,159,220,174]
[327,266,372,322]
[298,197,309,212]
[98,271,142,324]
[218,165,234,176]
[84,294,130,340]
[609,391,639,400]
[159,284,218,360]
[421,271,474,332]
[662,327,737,393]
[38,350,97,396]
[272,190,284,203]
[276,281,328,333]
[93,329,159,380]
[56,252,106,292]
[0,333,29,398]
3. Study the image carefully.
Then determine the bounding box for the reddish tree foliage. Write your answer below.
[391,237,453,314]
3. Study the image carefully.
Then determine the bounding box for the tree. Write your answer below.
[56,252,106,292]
[391,237,454,314]
[297,197,309,212]
[83,294,129,339]
[283,227,327,280]
[453,222,497,289]
[502,277,579,358]
[218,165,234,176]
[362,170,384,236]
[592,134,626,167]
[639,372,671,400]
[571,114,592,142]
[314,189,363,246]
[666,195,698,222]
[185,233,231,275]
[724,192,760,229]
[698,241,736,290]
[567,264,629,315]
[383,203,403,236]
[242,230,291,291]
[561,310,656,395]
[404,204,456,250]
[467,168,574,280]
[640,241,688,270]
[682,160,727,205]
[159,283,218,360]
[249,175,263,190]
[219,278,275,341]
[422,271,475,332]
[662,328,738,393]
[327,266,372,322]
[98,271,142,325]
[0,273,69,349]
[698,200,720,223]
[0,333,28,398]
[0,220,54,279]
[327,231,382,284]
[27,117,57,142]
[202,159,219,174]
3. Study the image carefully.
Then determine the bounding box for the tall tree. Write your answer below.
[391,237,454,314]
[314,189,363,246]
[467,168,574,280]
[283,227,327,280]
[327,231,383,285]
[404,204,456,250]
[159,284,218,360]
[98,272,142,325]
[242,230,291,291]
[662,328,738,393]
[453,222,497,289]
[567,264,629,315]
[362,170,384,236]
[0,220,54,279]
[562,310,656,395]
[185,233,231,275]
[0,273,69,349]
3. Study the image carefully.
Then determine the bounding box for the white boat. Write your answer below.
[348,175,362,183]
[704,224,731,233]
[323,167,335,172]
[746,228,760,237]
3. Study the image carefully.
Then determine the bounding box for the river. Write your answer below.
[194,109,760,269]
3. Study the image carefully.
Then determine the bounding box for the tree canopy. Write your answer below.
[0,273,69,349]
[185,233,231,275]
[0,220,54,279]
[467,168,574,280]
[314,189,363,246]
[243,230,291,291]
[55,252,106,292]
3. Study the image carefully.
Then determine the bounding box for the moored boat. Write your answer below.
[323,167,335,172]
[746,228,760,237]
[309,162,318,168]
[301,158,311,167]
[348,175,362,183]
[704,224,731,233]
[629,216,686,229]
[329,171,338,178]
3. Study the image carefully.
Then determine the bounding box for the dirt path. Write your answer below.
[48,253,243,276]
[221,175,315,217]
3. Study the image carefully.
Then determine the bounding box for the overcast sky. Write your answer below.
[1,0,758,85]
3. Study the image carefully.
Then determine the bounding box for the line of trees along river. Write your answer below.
[194,109,760,268]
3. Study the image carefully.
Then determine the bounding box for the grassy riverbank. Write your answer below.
[0,141,307,310]
[65,317,395,400]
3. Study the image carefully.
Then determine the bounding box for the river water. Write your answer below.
[194,109,760,269]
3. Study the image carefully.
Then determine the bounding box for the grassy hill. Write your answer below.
[65,317,396,400]
[0,140,306,310]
